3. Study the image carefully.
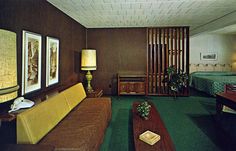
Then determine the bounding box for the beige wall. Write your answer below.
[190,34,236,71]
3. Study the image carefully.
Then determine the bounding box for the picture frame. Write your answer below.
[22,30,42,95]
[46,36,59,87]
[200,52,218,61]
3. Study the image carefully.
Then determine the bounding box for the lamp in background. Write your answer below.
[232,60,236,72]
[0,29,19,103]
[81,49,97,92]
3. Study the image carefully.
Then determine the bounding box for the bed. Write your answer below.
[189,63,236,96]
[190,71,236,96]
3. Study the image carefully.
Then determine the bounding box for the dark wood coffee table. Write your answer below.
[216,92,236,113]
[0,144,55,151]
[132,102,176,151]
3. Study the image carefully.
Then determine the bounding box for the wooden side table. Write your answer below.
[87,89,103,98]
[117,73,146,96]
[0,113,16,122]
[0,113,17,144]
[216,92,236,113]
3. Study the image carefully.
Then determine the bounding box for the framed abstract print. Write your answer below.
[22,30,42,95]
[46,36,59,87]
[200,52,218,61]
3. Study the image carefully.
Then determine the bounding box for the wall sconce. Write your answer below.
[0,29,19,103]
[81,49,97,92]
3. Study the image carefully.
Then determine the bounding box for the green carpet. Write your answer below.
[100,94,235,151]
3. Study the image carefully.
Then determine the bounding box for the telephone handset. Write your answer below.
[8,97,34,113]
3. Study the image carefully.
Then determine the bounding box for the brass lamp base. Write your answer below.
[85,70,93,92]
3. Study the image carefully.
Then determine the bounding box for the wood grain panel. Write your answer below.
[0,0,86,100]
[87,28,146,95]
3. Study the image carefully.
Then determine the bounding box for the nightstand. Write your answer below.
[87,89,103,98]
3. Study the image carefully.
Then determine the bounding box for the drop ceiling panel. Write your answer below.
[47,0,236,29]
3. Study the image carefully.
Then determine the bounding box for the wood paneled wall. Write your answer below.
[87,28,146,95]
[147,27,189,96]
[0,1,190,98]
[0,0,86,99]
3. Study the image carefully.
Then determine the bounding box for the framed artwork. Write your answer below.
[22,30,42,95]
[200,52,218,61]
[46,36,59,87]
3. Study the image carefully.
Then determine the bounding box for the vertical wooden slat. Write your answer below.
[174,28,177,69]
[175,28,178,69]
[178,28,181,70]
[163,28,166,70]
[182,27,185,72]
[163,28,166,93]
[186,27,190,95]
[158,28,161,94]
[155,29,158,93]
[186,27,189,74]
[153,29,157,93]
[147,27,189,96]
[156,29,159,94]
[148,29,151,93]
[146,28,148,95]
[166,28,169,69]
[165,28,168,93]
[170,28,173,66]
[162,28,166,93]
[162,28,165,92]
[166,28,170,94]
[150,28,153,93]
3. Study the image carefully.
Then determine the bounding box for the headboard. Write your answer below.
[189,63,232,73]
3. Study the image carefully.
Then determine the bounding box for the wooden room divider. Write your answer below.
[146,27,189,96]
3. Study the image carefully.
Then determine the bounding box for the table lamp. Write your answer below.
[81,49,97,92]
[0,29,19,103]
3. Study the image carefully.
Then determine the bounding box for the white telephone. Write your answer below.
[8,97,34,113]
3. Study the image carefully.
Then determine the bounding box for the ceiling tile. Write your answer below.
[47,0,236,30]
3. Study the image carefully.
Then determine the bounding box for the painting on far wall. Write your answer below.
[46,36,59,87]
[200,52,218,61]
[22,30,42,95]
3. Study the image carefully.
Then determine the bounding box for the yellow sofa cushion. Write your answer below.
[61,83,86,110]
[17,92,70,144]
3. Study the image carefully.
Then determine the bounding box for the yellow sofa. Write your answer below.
[17,83,111,150]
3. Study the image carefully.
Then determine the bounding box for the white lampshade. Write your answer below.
[0,29,19,103]
[81,49,97,71]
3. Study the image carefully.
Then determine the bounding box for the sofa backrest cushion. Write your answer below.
[61,83,86,110]
[17,92,70,144]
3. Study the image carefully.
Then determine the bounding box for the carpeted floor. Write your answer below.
[100,90,236,151]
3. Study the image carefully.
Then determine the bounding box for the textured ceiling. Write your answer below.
[210,24,236,34]
[47,0,236,31]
